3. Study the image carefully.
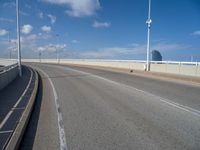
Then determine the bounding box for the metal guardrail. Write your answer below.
[151,61,200,66]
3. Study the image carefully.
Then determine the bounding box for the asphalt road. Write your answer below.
[21,63,200,150]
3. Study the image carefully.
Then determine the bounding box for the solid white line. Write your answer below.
[0,130,13,134]
[11,107,25,110]
[0,68,33,129]
[0,111,13,129]
[14,69,33,108]
[37,68,68,150]
[56,65,200,118]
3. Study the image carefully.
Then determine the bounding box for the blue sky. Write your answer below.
[0,0,200,61]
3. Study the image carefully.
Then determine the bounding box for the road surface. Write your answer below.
[21,63,200,150]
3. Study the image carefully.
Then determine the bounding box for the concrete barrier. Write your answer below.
[0,64,19,91]
[0,59,17,66]
[150,61,200,77]
[23,59,200,77]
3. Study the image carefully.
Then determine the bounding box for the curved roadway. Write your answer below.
[21,63,200,150]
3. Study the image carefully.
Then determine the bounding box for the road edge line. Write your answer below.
[37,68,68,150]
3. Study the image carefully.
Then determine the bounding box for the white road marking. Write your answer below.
[13,70,33,108]
[0,130,13,134]
[0,111,13,129]
[55,65,200,118]
[37,68,68,150]
[0,68,33,129]
[11,107,25,110]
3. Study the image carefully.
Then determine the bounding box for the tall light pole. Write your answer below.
[146,0,152,71]
[16,0,22,76]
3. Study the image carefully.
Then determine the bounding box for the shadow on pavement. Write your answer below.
[19,74,43,149]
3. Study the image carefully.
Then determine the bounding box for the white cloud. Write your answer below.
[20,11,29,16]
[25,4,31,9]
[20,34,38,47]
[1,33,53,58]
[80,42,190,59]
[0,29,8,36]
[36,44,66,52]
[47,14,56,24]
[191,30,200,36]
[41,25,51,33]
[72,40,79,43]
[93,20,111,28]
[151,43,190,52]
[21,24,33,34]
[43,0,100,17]
[38,32,52,39]
[0,17,14,23]
[38,12,44,19]
[24,33,51,42]
[7,46,17,52]
[3,2,15,8]
[130,43,139,47]
[81,47,137,58]
[8,35,38,51]
[7,33,51,50]
[25,34,38,41]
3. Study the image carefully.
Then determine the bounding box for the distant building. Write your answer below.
[152,50,162,61]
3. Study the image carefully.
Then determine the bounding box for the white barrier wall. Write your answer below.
[24,59,147,71]
[150,62,200,77]
[0,59,18,66]
[0,64,19,91]
[23,59,200,77]
[0,59,19,90]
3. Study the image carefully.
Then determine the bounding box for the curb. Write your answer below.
[5,69,39,150]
